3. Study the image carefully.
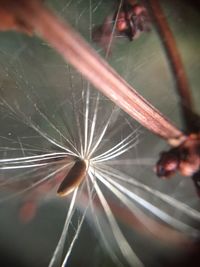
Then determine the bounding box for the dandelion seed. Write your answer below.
[57,159,87,197]
[1,78,199,267]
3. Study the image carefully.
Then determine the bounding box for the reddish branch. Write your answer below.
[147,0,192,107]
[0,0,185,142]
[146,0,200,194]
[147,0,200,133]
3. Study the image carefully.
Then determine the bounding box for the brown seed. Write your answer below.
[57,159,87,197]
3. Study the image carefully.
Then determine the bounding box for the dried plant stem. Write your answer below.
[0,0,185,142]
[147,0,198,132]
[148,0,192,108]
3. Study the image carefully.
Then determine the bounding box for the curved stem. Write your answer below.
[147,0,200,133]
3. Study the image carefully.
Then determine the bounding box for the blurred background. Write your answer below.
[0,0,199,266]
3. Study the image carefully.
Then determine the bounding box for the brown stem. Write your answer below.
[147,0,200,133]
[0,0,185,142]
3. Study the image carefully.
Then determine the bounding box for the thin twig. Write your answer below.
[147,0,200,133]
[0,0,185,142]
